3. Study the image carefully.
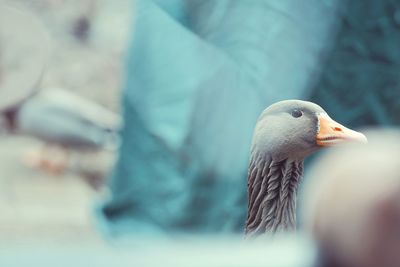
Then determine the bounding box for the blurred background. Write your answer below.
[0,0,131,243]
[1,0,400,266]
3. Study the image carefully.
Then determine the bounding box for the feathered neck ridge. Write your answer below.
[245,154,303,235]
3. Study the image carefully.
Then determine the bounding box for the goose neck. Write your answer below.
[245,155,304,235]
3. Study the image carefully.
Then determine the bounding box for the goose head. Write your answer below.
[251,100,367,161]
[246,100,367,235]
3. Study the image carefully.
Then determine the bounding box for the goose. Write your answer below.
[1,88,122,173]
[245,100,367,236]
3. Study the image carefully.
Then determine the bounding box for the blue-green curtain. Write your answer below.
[95,0,341,237]
[310,0,400,126]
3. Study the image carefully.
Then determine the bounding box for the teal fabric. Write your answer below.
[311,0,400,126]
[97,0,341,237]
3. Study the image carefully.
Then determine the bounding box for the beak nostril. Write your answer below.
[333,127,342,132]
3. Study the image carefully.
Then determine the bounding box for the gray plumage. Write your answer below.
[246,157,303,235]
[16,89,121,150]
[246,100,333,235]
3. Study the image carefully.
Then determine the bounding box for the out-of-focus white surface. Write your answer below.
[0,136,99,242]
[0,235,316,267]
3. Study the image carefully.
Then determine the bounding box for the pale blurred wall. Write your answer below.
[0,0,134,111]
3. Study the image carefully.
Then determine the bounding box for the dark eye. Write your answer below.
[291,109,303,118]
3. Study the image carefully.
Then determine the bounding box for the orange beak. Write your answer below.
[316,113,367,146]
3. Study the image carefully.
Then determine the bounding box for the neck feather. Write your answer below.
[245,154,303,235]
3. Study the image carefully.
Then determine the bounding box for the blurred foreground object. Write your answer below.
[303,129,400,267]
[98,0,343,236]
[245,100,366,236]
[0,4,49,111]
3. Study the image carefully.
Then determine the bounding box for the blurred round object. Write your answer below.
[0,4,50,112]
[302,128,400,267]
